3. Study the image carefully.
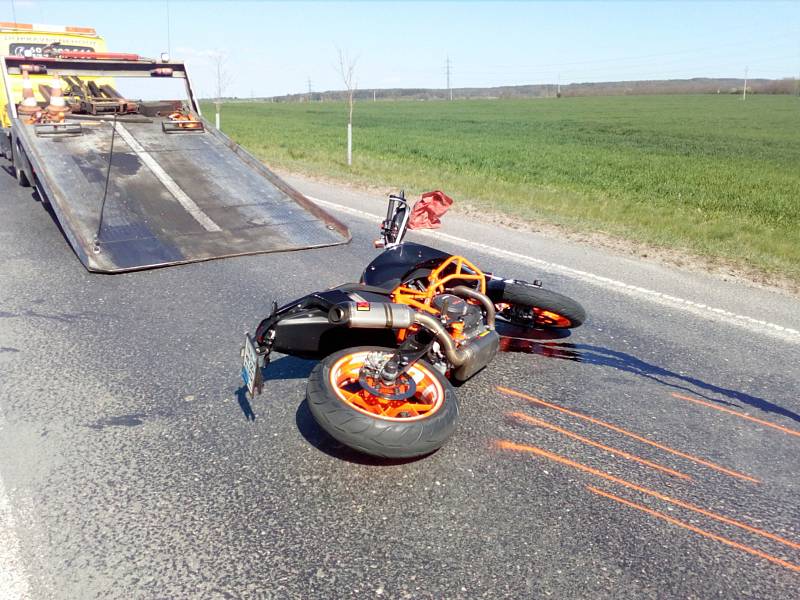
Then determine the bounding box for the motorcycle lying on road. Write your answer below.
[242,192,586,458]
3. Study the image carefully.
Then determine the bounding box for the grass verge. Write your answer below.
[203,95,800,285]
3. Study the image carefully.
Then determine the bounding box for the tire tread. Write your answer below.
[307,347,458,458]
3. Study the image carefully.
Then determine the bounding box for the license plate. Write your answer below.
[241,333,262,396]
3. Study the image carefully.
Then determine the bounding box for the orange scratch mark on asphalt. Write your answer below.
[495,440,799,552]
[508,411,692,481]
[671,393,800,439]
[496,386,760,484]
[585,485,800,574]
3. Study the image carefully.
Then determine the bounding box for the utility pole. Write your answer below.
[166,0,171,56]
[373,89,376,102]
[446,55,452,100]
[307,77,313,102]
[742,66,748,101]
[556,73,561,98]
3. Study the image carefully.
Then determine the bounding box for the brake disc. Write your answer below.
[358,371,417,401]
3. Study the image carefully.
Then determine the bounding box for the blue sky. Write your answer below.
[5,1,799,97]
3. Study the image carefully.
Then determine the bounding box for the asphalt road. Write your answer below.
[1,162,799,599]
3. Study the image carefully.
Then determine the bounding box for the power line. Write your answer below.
[365,33,798,80]
[10,0,17,24]
[442,54,798,87]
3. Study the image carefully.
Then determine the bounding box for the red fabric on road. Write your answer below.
[408,190,453,230]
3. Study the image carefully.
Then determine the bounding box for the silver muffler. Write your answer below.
[328,302,415,329]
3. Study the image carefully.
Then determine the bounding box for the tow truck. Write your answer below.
[1,22,349,272]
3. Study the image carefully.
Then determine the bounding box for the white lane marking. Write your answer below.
[0,420,31,600]
[114,123,222,232]
[308,196,800,344]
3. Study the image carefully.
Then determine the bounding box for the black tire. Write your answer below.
[15,164,29,187]
[13,145,30,187]
[497,282,586,328]
[1,134,11,161]
[307,346,459,459]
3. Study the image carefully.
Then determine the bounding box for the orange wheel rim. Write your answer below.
[328,351,445,421]
[535,309,572,328]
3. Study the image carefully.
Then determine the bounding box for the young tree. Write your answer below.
[211,51,233,130]
[337,49,358,166]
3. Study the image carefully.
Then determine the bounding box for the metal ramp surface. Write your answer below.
[17,117,350,272]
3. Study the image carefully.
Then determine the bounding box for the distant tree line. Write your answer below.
[219,77,796,103]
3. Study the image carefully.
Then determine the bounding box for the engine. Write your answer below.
[432,293,485,339]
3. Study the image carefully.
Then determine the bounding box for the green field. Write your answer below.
[204,95,800,284]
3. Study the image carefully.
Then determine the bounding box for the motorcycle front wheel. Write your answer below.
[307,346,458,459]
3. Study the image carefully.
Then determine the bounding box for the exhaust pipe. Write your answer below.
[328,302,415,329]
[412,312,499,380]
[451,285,496,329]
[329,298,499,381]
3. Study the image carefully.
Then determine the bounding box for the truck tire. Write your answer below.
[1,133,11,161]
[16,165,30,187]
[307,346,458,459]
[13,144,30,187]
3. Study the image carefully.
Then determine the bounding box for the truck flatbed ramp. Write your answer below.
[17,117,350,272]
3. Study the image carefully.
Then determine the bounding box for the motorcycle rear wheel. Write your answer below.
[498,282,586,329]
[307,346,458,459]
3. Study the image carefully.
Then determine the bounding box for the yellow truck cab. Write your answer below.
[0,22,107,131]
